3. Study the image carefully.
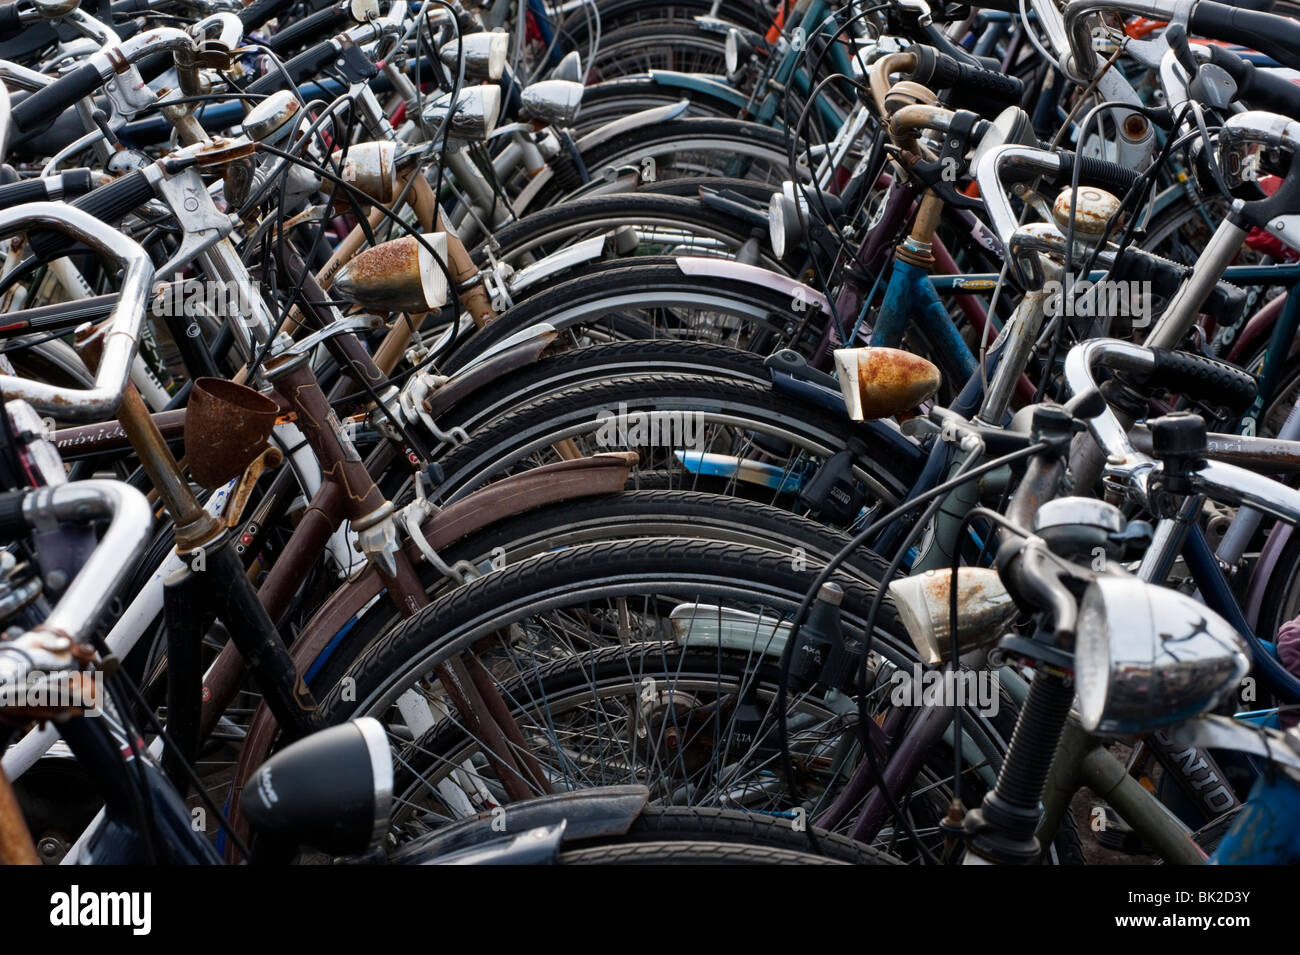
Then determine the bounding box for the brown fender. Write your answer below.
[424,328,557,419]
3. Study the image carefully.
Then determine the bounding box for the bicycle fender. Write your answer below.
[575,100,693,152]
[505,234,608,300]
[425,327,558,419]
[674,256,831,313]
[645,69,752,110]
[391,786,651,864]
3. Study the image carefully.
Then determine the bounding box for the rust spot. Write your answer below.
[185,377,280,489]
[840,347,941,420]
[1122,112,1149,141]
[332,236,430,313]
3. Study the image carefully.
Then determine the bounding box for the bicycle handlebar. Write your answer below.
[0,202,151,421]
[0,480,151,692]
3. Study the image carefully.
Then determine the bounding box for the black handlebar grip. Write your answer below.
[11,62,105,137]
[0,171,92,211]
[0,491,27,538]
[267,3,351,54]
[246,39,338,95]
[0,2,23,42]
[238,0,295,30]
[26,169,154,262]
[1204,44,1300,117]
[1191,1,1300,74]
[110,0,152,15]
[1051,151,1141,197]
[1146,348,1258,414]
[1111,246,1187,298]
[910,46,1024,111]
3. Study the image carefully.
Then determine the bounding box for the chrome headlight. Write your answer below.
[1074,576,1249,736]
[519,79,584,127]
[422,85,502,142]
[768,181,805,260]
[439,32,510,81]
[724,28,747,77]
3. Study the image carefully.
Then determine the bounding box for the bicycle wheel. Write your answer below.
[434,340,770,437]
[572,78,739,136]
[554,0,771,53]
[557,840,844,864]
[583,22,728,81]
[303,487,895,692]
[317,538,1012,860]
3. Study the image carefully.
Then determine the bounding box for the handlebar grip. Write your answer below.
[0,171,95,211]
[1204,44,1300,117]
[1051,151,1140,196]
[1190,1,1300,73]
[910,46,1024,112]
[0,2,23,42]
[1146,348,1258,414]
[110,0,153,16]
[267,3,351,54]
[0,490,27,538]
[245,39,338,95]
[238,0,296,30]
[11,62,104,137]
[26,170,154,262]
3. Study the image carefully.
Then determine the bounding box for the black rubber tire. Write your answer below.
[470,192,778,276]
[558,839,845,864]
[605,804,902,864]
[436,340,770,435]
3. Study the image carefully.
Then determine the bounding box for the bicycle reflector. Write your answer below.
[1074,576,1249,736]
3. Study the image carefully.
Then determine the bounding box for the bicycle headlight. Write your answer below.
[422,86,502,142]
[1074,576,1249,736]
[725,28,751,77]
[519,79,584,127]
[333,233,449,313]
[439,32,510,81]
[768,181,806,260]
